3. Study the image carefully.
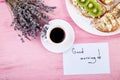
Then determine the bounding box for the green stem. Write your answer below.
[6,0,14,9]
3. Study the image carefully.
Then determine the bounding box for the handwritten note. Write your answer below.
[63,43,110,75]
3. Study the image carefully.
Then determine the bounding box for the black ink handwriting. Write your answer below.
[72,48,84,54]
[79,49,102,64]
[80,57,96,64]
[97,49,101,59]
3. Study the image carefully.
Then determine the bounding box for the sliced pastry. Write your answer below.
[70,0,107,18]
[93,2,120,32]
[99,0,115,5]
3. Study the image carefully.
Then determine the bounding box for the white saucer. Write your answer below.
[40,19,75,53]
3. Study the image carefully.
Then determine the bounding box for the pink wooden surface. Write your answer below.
[0,0,120,80]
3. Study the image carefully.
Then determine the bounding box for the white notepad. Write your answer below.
[63,42,110,75]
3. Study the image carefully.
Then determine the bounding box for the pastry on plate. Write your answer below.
[93,2,120,32]
[99,0,115,5]
[70,0,107,18]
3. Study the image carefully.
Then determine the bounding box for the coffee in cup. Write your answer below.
[50,27,65,43]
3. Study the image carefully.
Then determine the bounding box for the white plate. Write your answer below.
[66,0,120,36]
[41,19,75,53]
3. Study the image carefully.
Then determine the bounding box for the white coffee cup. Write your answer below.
[41,19,75,53]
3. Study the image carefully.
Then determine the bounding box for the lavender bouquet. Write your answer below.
[6,0,56,42]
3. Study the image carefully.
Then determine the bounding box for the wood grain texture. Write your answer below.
[0,0,120,80]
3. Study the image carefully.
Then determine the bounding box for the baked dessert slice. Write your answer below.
[70,0,107,18]
[99,0,115,5]
[93,2,120,32]
[111,3,120,25]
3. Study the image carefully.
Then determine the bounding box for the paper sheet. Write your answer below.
[63,42,110,75]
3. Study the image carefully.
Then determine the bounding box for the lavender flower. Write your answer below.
[6,0,56,42]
